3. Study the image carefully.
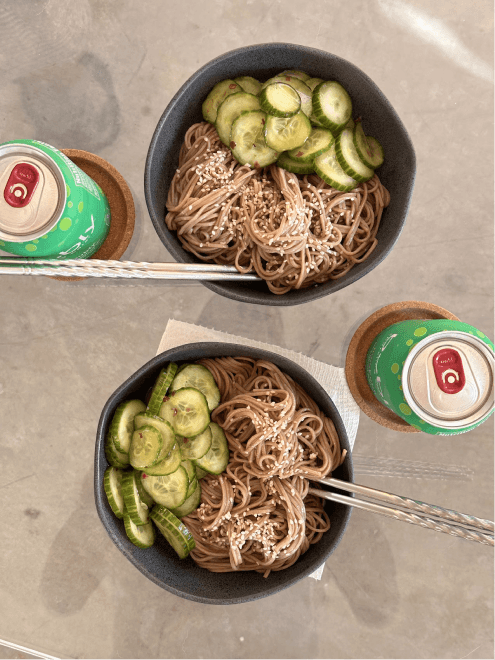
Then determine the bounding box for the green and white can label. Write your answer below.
[0,140,110,259]
[365,319,494,435]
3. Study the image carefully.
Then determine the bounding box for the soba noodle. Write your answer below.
[183,357,346,576]
[166,122,390,294]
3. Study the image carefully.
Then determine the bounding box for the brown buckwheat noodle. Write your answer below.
[166,122,390,294]
[183,357,346,576]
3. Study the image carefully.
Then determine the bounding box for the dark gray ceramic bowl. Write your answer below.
[145,43,415,306]
[95,343,353,604]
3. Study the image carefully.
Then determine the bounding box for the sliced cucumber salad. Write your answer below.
[147,363,177,415]
[201,71,384,185]
[102,361,230,559]
[170,364,220,412]
[216,92,261,146]
[230,111,279,168]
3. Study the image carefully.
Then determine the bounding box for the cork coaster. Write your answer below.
[51,149,135,281]
[345,301,460,433]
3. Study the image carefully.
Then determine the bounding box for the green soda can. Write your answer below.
[365,319,494,435]
[0,140,110,258]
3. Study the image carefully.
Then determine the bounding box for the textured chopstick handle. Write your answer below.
[319,477,494,533]
[0,257,243,272]
[309,488,494,547]
[0,264,259,281]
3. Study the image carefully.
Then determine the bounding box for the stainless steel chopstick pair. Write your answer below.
[309,477,494,547]
[0,257,259,281]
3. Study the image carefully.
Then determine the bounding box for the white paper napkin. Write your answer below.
[156,319,360,580]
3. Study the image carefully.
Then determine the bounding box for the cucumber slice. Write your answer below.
[147,364,178,416]
[276,152,315,175]
[259,83,301,118]
[142,467,189,509]
[103,466,125,519]
[314,143,358,192]
[195,466,208,480]
[124,512,155,549]
[170,482,202,518]
[186,477,198,499]
[170,364,220,412]
[195,423,229,475]
[215,92,261,146]
[122,470,150,526]
[265,112,312,152]
[263,76,312,117]
[230,110,279,168]
[353,123,384,169]
[176,363,193,374]
[105,435,130,468]
[150,505,195,559]
[143,442,182,476]
[129,425,163,469]
[108,399,146,453]
[310,112,325,128]
[160,388,210,438]
[179,425,212,460]
[278,70,311,81]
[335,127,374,182]
[234,76,262,96]
[363,136,383,167]
[134,412,176,462]
[306,77,324,91]
[202,79,242,123]
[288,127,334,163]
[134,469,155,507]
[346,117,356,131]
[312,81,352,133]
[181,459,196,484]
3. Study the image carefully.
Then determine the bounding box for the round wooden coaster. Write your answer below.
[345,301,460,433]
[51,149,135,281]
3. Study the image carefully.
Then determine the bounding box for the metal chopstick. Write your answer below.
[308,486,494,546]
[0,266,259,281]
[315,477,494,533]
[310,477,495,546]
[0,259,260,281]
[0,257,245,272]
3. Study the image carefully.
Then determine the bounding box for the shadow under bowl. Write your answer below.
[145,42,416,306]
[94,342,353,604]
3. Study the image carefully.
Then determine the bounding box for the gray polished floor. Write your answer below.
[0,1,493,658]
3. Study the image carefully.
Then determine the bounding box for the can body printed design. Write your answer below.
[365,319,494,435]
[0,140,110,258]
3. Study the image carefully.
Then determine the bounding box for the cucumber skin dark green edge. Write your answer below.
[334,132,373,183]
[314,158,356,193]
[103,467,125,519]
[109,399,146,453]
[121,470,149,526]
[259,83,301,118]
[124,513,155,548]
[277,153,314,175]
[147,363,178,415]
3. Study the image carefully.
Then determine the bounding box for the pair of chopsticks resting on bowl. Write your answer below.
[0,257,260,281]
[309,477,494,547]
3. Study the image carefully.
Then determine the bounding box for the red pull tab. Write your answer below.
[4,163,39,208]
[433,348,465,394]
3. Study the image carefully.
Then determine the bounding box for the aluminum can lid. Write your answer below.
[403,331,494,429]
[0,144,65,240]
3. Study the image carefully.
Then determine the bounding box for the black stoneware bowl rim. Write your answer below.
[144,42,416,307]
[95,342,354,604]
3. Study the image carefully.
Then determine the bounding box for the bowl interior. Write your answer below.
[145,43,416,306]
[95,343,353,604]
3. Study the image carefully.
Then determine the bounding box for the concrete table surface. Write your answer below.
[0,1,493,658]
